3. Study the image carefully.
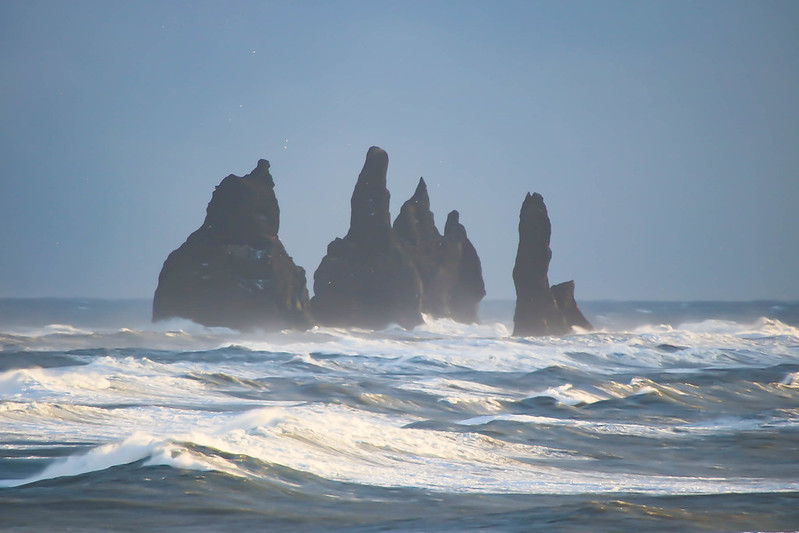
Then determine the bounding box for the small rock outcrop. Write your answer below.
[153,160,312,330]
[393,178,485,323]
[311,147,424,329]
[551,280,592,331]
[513,192,591,336]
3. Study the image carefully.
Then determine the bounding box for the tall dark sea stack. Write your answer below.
[392,178,485,323]
[512,192,591,336]
[152,160,312,331]
[312,147,423,329]
[443,210,486,323]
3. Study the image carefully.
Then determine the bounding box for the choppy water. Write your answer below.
[1,299,798,532]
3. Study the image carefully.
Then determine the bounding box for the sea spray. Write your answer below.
[1,299,798,530]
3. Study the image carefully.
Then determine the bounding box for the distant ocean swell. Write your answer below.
[1,299,798,531]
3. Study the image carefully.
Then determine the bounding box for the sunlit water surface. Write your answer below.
[1,299,798,531]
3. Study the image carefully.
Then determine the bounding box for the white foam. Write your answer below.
[0,433,164,488]
[779,371,799,387]
[538,384,609,405]
[2,314,796,375]
[2,311,799,496]
[416,315,512,338]
[457,412,799,438]
[7,402,799,495]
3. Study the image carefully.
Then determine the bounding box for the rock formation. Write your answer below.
[311,147,424,329]
[512,192,591,336]
[152,160,312,331]
[443,210,486,323]
[393,178,485,323]
[551,280,593,331]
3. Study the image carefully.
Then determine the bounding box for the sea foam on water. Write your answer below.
[1,299,798,530]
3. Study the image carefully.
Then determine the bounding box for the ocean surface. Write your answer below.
[1,298,798,532]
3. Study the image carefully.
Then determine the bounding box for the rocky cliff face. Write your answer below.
[551,280,593,331]
[311,147,424,329]
[392,178,485,323]
[392,178,446,317]
[442,210,486,323]
[513,192,591,336]
[152,160,312,330]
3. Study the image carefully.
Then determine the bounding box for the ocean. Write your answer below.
[1,298,798,532]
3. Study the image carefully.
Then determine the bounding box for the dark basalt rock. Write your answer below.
[392,178,445,315]
[551,280,593,331]
[513,192,590,336]
[152,160,312,330]
[443,210,486,323]
[311,147,423,329]
[392,178,485,323]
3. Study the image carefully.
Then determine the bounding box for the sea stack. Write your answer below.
[311,147,423,329]
[152,160,312,331]
[512,192,591,336]
[551,280,593,331]
[392,178,485,323]
[442,210,486,323]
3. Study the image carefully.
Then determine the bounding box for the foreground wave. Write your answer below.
[1,299,798,531]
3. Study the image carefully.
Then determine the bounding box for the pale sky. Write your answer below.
[1,0,798,300]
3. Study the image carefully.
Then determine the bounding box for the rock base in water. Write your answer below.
[513,192,591,336]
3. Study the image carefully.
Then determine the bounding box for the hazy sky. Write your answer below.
[1,0,798,301]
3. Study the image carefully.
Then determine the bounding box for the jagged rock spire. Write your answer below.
[393,180,485,323]
[345,146,392,248]
[393,177,441,246]
[153,159,312,331]
[312,147,423,329]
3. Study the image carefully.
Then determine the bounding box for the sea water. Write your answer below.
[1,299,797,531]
